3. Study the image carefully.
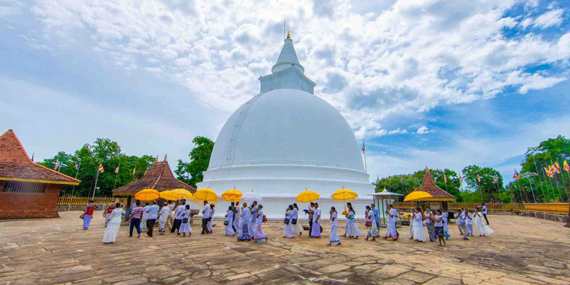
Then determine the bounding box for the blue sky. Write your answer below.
[1,0,569,185]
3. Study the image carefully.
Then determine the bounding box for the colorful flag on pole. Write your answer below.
[98,164,104,173]
[376,176,379,185]
[132,167,136,175]
[459,174,463,183]
[443,174,447,183]
[564,160,570,172]
[477,174,481,183]
[31,154,34,162]
[115,166,120,174]
[494,176,498,183]
[54,159,59,171]
[553,162,560,174]
[544,166,554,178]
[513,169,520,180]
[361,140,365,154]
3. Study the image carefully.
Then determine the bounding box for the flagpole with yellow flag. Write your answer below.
[92,164,104,199]
[554,159,568,200]
[362,139,367,172]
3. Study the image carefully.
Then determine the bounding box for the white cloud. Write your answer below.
[16,0,570,139]
[416,126,429,134]
[533,8,565,29]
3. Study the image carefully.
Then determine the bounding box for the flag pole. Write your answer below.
[515,169,524,203]
[363,139,367,172]
[556,158,569,201]
[532,155,547,201]
[68,160,81,211]
[113,163,120,190]
[527,174,537,203]
[478,179,483,203]
[544,163,559,201]
[550,160,563,200]
[92,167,100,199]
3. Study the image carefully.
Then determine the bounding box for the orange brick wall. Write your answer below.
[0,181,61,219]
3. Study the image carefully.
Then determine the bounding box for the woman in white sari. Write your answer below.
[475,207,494,236]
[292,203,304,236]
[411,207,426,242]
[225,206,235,236]
[103,203,124,244]
[283,205,295,238]
[345,204,363,239]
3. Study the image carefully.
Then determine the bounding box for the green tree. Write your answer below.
[462,165,503,202]
[175,136,215,188]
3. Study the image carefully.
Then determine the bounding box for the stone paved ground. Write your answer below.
[0,212,569,285]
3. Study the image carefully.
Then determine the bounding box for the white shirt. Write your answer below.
[256,210,264,224]
[203,204,211,219]
[435,215,443,227]
[175,205,185,220]
[331,212,338,226]
[159,205,171,221]
[147,205,160,220]
[312,208,321,223]
[292,208,299,220]
[466,212,474,225]
[482,206,488,215]
[251,206,258,222]
[108,208,124,224]
[142,206,150,219]
[389,208,398,223]
[241,208,251,226]
[425,211,432,224]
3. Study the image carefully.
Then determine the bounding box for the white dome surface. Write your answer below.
[198,35,373,200]
[199,88,373,196]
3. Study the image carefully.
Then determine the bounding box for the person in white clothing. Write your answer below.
[171,200,186,234]
[179,204,192,237]
[475,207,494,236]
[384,204,398,241]
[141,203,150,232]
[292,203,303,236]
[237,203,252,241]
[158,202,172,235]
[283,205,295,238]
[327,207,341,246]
[310,203,322,238]
[201,201,211,234]
[411,208,426,242]
[466,210,474,237]
[435,209,446,246]
[145,201,160,237]
[224,206,235,236]
[207,204,215,234]
[103,203,124,244]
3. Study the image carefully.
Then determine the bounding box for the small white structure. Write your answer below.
[198,33,374,218]
[368,188,403,227]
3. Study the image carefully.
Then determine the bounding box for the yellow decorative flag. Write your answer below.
[477,174,481,183]
[564,160,570,172]
[98,164,104,173]
[552,162,560,174]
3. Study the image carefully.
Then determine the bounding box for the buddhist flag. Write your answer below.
[98,164,104,173]
[75,162,80,171]
[54,159,59,170]
[115,166,120,174]
[513,170,520,180]
[544,166,553,178]
[564,160,570,172]
[553,162,560,174]
[31,154,34,162]
[477,174,481,183]
[444,174,447,183]
[459,174,463,183]
[361,140,365,154]
[376,176,379,185]
[493,176,498,183]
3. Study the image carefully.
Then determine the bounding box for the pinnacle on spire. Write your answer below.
[164,154,167,161]
[287,31,291,39]
[272,35,304,73]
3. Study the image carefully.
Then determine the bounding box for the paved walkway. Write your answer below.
[0,212,569,284]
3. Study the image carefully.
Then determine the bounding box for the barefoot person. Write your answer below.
[327,207,341,246]
[129,201,144,238]
[171,200,186,234]
[365,205,379,241]
[425,206,436,242]
[201,201,211,235]
[237,202,252,241]
[249,201,258,238]
[345,204,363,239]
[283,205,295,238]
[224,206,235,236]
[146,200,159,237]
[207,204,215,234]
[411,207,426,242]
[82,200,98,230]
[103,203,124,244]
[475,207,494,237]
[466,209,474,237]
[292,203,304,236]
[254,205,268,243]
[481,203,490,225]
[456,209,469,240]
[158,201,172,235]
[179,204,192,237]
[384,204,399,241]
[310,203,322,238]
[435,209,446,246]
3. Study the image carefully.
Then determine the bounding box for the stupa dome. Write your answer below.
[198,34,372,198]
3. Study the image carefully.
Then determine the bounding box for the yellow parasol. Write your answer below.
[194,188,219,204]
[169,188,195,201]
[221,189,242,202]
[404,191,433,202]
[296,189,320,203]
[331,187,358,201]
[159,190,178,201]
[135,189,160,201]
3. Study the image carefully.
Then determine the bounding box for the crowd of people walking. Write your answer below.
[85,199,494,246]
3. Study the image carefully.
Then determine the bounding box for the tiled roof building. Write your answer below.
[413,168,456,201]
[0,129,80,218]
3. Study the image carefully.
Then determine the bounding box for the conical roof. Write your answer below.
[411,168,456,201]
[271,33,304,73]
[112,158,195,196]
[0,129,80,185]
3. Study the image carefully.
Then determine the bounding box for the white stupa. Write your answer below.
[198,33,374,218]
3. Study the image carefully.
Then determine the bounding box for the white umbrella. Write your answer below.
[240,191,264,205]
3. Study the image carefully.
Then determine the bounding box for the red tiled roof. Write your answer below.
[0,129,80,185]
[413,168,456,201]
[112,159,195,196]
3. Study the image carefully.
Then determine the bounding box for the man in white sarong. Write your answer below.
[158,201,172,234]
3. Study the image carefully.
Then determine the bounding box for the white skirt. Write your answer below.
[103,222,120,243]
[329,224,340,244]
[346,220,363,237]
[284,223,295,238]
[475,219,494,236]
[412,224,426,242]
[180,222,192,234]
[293,222,304,234]
[225,221,235,236]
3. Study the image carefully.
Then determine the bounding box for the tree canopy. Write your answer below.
[175,136,215,188]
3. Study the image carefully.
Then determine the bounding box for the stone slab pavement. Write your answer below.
[0,212,569,284]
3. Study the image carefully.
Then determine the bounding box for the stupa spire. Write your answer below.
[271,32,304,74]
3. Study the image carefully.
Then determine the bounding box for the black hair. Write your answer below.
[115,202,121,208]
[331,206,337,213]
[366,205,371,210]
[437,209,442,214]
[288,204,293,211]
[348,203,355,214]
[89,200,94,203]
[185,204,190,209]
[293,203,299,210]
[228,206,233,211]
[136,201,141,206]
